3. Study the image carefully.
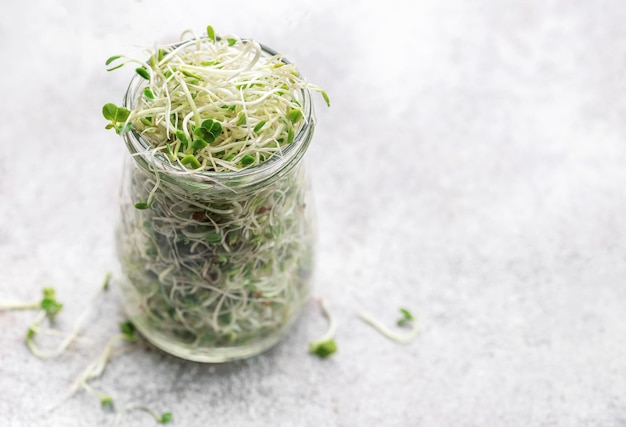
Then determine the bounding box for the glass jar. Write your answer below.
[114,45,317,362]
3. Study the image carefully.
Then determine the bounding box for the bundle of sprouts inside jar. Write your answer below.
[104,26,328,360]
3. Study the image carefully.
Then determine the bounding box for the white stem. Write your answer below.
[357,311,419,344]
[0,301,39,311]
[113,402,163,427]
[310,298,337,345]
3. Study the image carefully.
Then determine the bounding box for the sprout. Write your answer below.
[308,298,338,358]
[47,320,141,413]
[113,403,173,426]
[358,307,419,344]
[25,275,110,359]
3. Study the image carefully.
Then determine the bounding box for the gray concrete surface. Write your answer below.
[2,1,626,426]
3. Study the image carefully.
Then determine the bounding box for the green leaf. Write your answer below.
[397,307,414,327]
[227,38,236,46]
[201,60,220,67]
[204,233,222,243]
[40,288,62,318]
[119,321,137,340]
[26,327,36,339]
[135,67,150,80]
[100,396,114,410]
[236,112,246,126]
[193,127,214,144]
[320,90,331,107]
[309,339,337,358]
[143,88,154,99]
[194,119,222,144]
[207,25,216,42]
[181,155,201,169]
[116,107,130,122]
[253,120,266,133]
[102,103,118,121]
[201,119,222,137]
[106,63,125,72]
[288,108,303,124]
[102,103,130,124]
[241,155,255,166]
[105,55,121,66]
[227,230,238,245]
[175,130,190,146]
[192,138,208,150]
[181,69,203,80]
[159,412,173,424]
[287,124,295,144]
[134,202,149,210]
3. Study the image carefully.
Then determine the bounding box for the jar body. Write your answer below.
[115,153,316,362]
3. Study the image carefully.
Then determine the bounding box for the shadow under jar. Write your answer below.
[114,43,317,363]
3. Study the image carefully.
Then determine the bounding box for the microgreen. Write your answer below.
[193,118,222,144]
[240,154,255,166]
[135,67,150,80]
[309,339,337,358]
[105,55,125,72]
[180,154,201,168]
[40,287,63,318]
[397,307,414,327]
[253,120,266,133]
[206,25,215,42]
[24,274,114,360]
[26,327,36,339]
[6,276,171,426]
[159,412,173,424]
[319,89,331,107]
[102,103,131,135]
[113,404,174,426]
[119,321,137,341]
[101,395,114,410]
[105,55,122,66]
[309,299,338,358]
[288,108,303,124]
[358,307,419,344]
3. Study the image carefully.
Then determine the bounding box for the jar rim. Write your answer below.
[121,39,315,189]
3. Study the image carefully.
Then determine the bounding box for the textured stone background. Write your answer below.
[2,1,626,426]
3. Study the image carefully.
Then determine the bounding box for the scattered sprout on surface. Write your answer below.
[308,298,338,358]
[112,403,173,426]
[40,287,63,318]
[2,273,170,425]
[358,307,419,344]
[0,289,48,311]
[25,279,109,360]
[47,320,141,413]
